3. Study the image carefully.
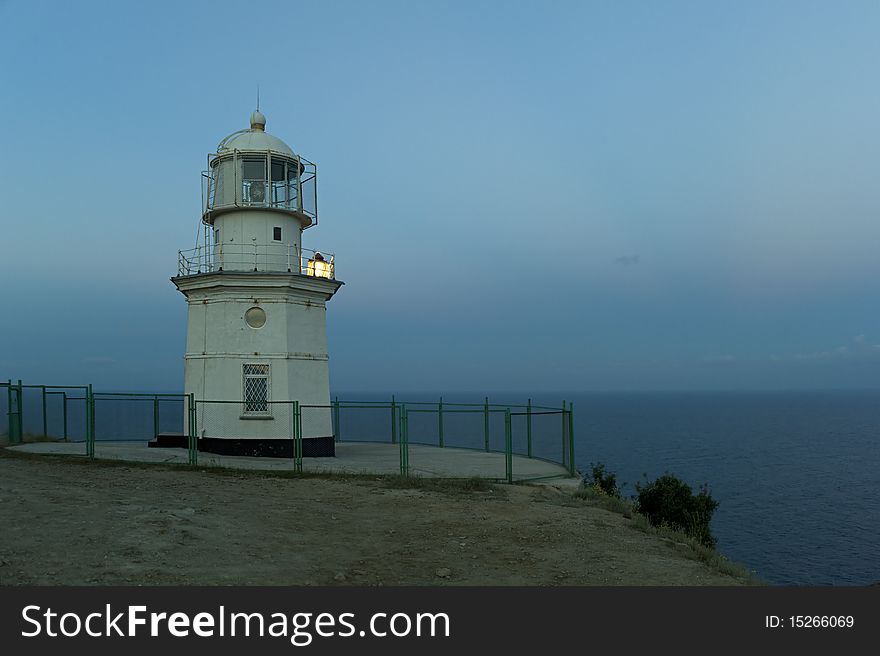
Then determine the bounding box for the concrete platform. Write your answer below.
[7,441,580,487]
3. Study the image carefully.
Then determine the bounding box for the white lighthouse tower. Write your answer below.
[172,109,341,457]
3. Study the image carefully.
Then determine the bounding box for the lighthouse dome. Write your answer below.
[216,111,296,157]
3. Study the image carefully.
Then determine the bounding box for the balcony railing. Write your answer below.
[177,243,335,279]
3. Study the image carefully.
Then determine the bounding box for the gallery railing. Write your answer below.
[176,243,335,279]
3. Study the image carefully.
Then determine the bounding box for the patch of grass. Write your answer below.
[0,447,352,481]
[0,432,62,446]
[0,447,498,493]
[633,517,761,583]
[22,432,65,443]
[573,481,760,584]
[382,474,496,495]
[574,484,635,518]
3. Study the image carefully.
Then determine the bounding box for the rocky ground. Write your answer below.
[0,449,746,585]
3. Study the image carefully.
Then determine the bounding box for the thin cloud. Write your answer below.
[614,254,640,266]
[791,336,880,362]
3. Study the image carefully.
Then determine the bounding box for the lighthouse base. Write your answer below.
[148,435,336,458]
[201,436,335,458]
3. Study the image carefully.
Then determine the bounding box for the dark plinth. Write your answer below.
[147,435,335,458]
[148,433,189,449]
[200,436,335,458]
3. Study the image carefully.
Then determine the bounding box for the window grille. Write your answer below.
[243,363,270,414]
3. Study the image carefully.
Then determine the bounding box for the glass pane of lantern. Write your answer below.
[242,158,266,181]
[271,159,288,207]
[271,159,285,182]
[212,159,229,207]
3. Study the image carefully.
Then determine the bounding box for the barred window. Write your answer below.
[243,363,270,414]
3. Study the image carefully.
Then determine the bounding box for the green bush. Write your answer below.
[634,474,719,548]
[584,462,620,498]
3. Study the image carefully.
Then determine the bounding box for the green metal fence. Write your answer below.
[3,380,575,482]
[2,380,23,443]
[1,382,195,463]
[92,393,196,465]
[2,380,90,448]
[195,399,303,472]
[326,397,575,482]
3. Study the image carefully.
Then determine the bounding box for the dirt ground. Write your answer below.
[0,450,744,585]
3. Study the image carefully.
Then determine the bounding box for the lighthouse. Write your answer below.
[172,109,342,457]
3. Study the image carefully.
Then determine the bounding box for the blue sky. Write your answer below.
[1,0,879,391]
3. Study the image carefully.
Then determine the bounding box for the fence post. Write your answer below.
[297,401,303,473]
[62,392,68,441]
[41,385,47,438]
[92,385,97,458]
[153,396,159,441]
[186,396,193,464]
[192,395,198,465]
[194,394,200,465]
[296,401,302,472]
[84,386,89,456]
[293,401,302,473]
[505,409,513,484]
[6,379,19,444]
[398,406,405,476]
[483,396,490,452]
[561,400,567,463]
[333,396,340,442]
[87,384,95,458]
[390,395,397,444]
[5,380,11,444]
[568,403,576,477]
[527,398,533,458]
[287,401,299,471]
[438,396,444,448]
[184,396,189,462]
[16,380,24,444]
[186,392,199,465]
[398,406,409,477]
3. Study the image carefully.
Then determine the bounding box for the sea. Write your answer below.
[561,389,880,586]
[7,387,879,585]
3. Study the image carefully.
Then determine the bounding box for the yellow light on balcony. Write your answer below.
[307,252,333,279]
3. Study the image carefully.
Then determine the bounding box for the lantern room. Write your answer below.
[202,110,318,229]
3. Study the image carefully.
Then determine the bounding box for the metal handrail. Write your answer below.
[176,243,335,279]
